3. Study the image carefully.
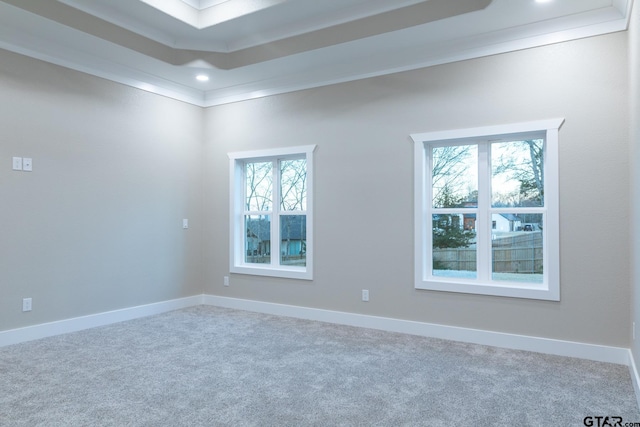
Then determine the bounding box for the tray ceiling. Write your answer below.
[0,0,633,106]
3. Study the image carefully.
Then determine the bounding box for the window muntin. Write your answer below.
[229,146,315,280]
[412,120,562,300]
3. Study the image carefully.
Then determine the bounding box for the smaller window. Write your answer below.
[229,145,316,280]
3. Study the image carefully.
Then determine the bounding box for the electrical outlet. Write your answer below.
[223,276,229,287]
[22,298,32,312]
[362,289,369,302]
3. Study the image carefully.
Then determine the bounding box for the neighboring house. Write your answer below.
[463,213,476,231]
[246,216,307,257]
[246,218,271,256]
[455,213,522,232]
[492,214,522,232]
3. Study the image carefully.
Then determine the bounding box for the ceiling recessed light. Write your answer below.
[196,74,209,82]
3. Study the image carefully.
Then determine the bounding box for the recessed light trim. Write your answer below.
[196,74,210,82]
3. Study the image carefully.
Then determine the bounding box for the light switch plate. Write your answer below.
[23,158,32,171]
[183,219,189,229]
[12,157,22,171]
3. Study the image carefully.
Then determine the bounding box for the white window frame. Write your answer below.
[228,145,316,280]
[412,119,564,301]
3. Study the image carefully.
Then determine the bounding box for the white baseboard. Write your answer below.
[629,351,640,409]
[0,293,631,368]
[0,295,204,347]
[2,293,638,409]
[203,295,630,366]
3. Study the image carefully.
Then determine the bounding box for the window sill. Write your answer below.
[416,278,559,301]
[231,264,313,281]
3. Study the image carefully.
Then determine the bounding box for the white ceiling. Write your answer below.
[0,0,633,106]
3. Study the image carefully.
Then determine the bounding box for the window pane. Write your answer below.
[280,159,307,211]
[245,215,271,264]
[245,162,272,211]
[432,214,477,278]
[491,140,544,207]
[432,145,477,208]
[280,215,306,266]
[492,213,543,283]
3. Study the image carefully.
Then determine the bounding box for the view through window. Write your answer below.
[412,120,563,300]
[229,145,315,280]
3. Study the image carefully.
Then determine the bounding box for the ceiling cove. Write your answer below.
[0,0,632,106]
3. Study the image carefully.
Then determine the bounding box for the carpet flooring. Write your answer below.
[1,305,639,426]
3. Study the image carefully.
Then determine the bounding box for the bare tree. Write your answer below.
[493,139,544,206]
[280,159,307,262]
[280,159,306,211]
[244,162,273,261]
[245,161,272,211]
[432,145,475,207]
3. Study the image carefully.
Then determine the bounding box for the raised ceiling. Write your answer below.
[0,0,633,106]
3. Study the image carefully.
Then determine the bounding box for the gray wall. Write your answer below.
[204,32,631,347]
[631,0,640,367]
[0,29,632,350]
[0,50,204,331]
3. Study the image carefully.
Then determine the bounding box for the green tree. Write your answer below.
[432,185,476,249]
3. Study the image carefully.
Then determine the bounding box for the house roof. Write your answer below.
[247,215,306,241]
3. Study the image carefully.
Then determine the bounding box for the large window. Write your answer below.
[229,145,315,280]
[412,119,563,300]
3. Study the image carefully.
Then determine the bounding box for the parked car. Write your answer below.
[521,223,541,232]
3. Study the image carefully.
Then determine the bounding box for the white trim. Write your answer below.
[1,292,636,411]
[0,294,634,376]
[410,119,565,143]
[203,295,629,365]
[0,41,208,107]
[629,351,640,410]
[227,145,317,162]
[0,0,631,108]
[0,293,633,369]
[0,295,203,348]
[412,119,564,301]
[228,145,316,281]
